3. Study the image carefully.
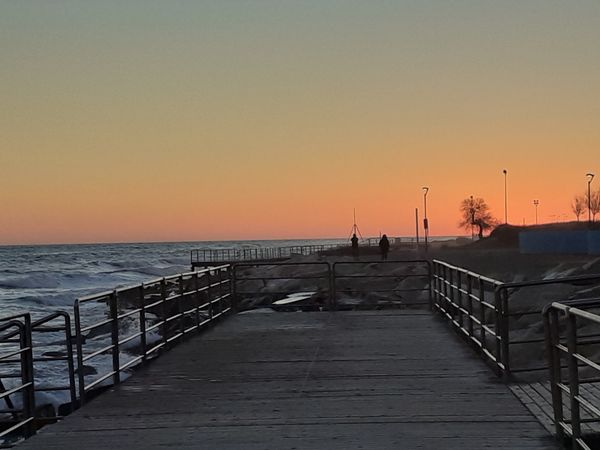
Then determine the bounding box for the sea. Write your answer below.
[0,239,349,320]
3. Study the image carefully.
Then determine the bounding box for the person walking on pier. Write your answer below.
[379,234,390,260]
[351,233,359,259]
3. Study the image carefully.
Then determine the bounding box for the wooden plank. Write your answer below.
[19,311,559,449]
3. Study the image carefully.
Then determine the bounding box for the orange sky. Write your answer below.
[1,2,600,245]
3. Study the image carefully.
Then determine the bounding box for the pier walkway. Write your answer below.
[19,311,557,449]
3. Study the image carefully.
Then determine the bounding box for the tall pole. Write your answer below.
[503,169,508,224]
[533,199,539,225]
[415,208,419,248]
[587,173,595,223]
[470,195,475,240]
[422,187,429,251]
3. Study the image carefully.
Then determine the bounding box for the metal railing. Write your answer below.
[432,260,505,373]
[498,274,600,376]
[191,244,341,266]
[0,319,34,442]
[433,260,600,377]
[232,262,333,310]
[332,260,431,309]
[0,312,76,445]
[74,265,232,404]
[544,299,600,449]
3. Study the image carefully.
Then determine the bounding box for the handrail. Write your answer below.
[432,260,600,377]
[0,311,76,445]
[495,273,600,375]
[191,244,341,266]
[74,265,233,405]
[232,262,332,310]
[544,298,600,448]
[332,260,432,309]
[431,260,505,374]
[0,320,35,441]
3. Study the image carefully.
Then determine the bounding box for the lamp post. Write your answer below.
[422,187,429,251]
[503,169,508,224]
[587,173,595,223]
[533,200,539,225]
[470,195,475,240]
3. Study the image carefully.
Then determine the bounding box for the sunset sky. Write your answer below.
[2,1,600,245]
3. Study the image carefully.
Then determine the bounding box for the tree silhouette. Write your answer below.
[571,195,587,222]
[587,189,600,222]
[459,197,497,238]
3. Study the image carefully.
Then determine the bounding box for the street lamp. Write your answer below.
[422,187,429,251]
[503,169,508,224]
[587,173,595,223]
[533,200,539,225]
[470,195,475,240]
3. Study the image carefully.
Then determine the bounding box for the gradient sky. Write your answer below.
[2,1,600,245]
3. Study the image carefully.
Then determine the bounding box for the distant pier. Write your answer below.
[190,244,342,269]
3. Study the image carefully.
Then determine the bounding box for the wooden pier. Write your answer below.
[18,311,558,449]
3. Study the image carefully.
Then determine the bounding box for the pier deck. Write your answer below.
[19,311,558,449]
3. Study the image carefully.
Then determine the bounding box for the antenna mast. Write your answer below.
[348,208,364,241]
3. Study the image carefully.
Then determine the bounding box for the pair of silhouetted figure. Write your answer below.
[351,234,389,260]
[379,234,390,260]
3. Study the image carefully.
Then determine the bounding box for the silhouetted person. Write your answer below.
[351,233,359,259]
[379,234,390,260]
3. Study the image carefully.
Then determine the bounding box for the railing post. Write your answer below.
[449,269,456,323]
[74,300,86,405]
[178,275,185,337]
[231,266,238,312]
[494,287,503,374]
[456,271,463,328]
[194,272,201,327]
[329,263,336,311]
[61,313,77,411]
[160,278,168,347]
[479,278,486,351]
[110,290,121,386]
[441,265,447,310]
[544,307,564,442]
[20,315,36,437]
[432,262,439,309]
[466,275,474,337]
[499,287,510,376]
[207,270,213,320]
[217,268,224,314]
[139,285,147,362]
[427,262,433,311]
[566,311,582,447]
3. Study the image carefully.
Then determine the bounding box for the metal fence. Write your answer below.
[0,312,75,445]
[231,260,432,311]
[497,274,600,376]
[332,260,431,309]
[432,260,600,378]
[191,244,341,267]
[232,262,333,310]
[74,265,232,404]
[0,318,34,443]
[432,260,505,373]
[544,299,600,449]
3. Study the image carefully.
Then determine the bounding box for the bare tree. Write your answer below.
[459,197,498,238]
[587,189,600,222]
[572,195,587,222]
